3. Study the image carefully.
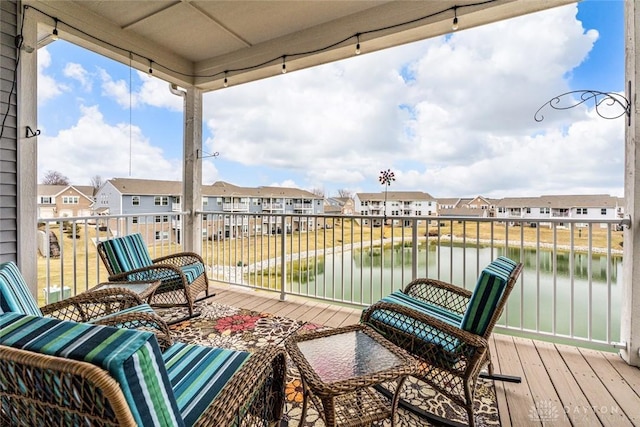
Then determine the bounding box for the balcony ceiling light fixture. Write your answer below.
[22,1,490,88]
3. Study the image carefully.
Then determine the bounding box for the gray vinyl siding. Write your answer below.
[0,0,18,262]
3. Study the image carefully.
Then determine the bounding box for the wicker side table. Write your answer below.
[285,324,417,427]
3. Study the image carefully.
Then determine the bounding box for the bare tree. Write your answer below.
[90,175,103,190]
[310,188,325,198]
[337,189,353,199]
[42,170,70,185]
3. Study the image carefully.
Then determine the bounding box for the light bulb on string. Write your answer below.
[281,56,287,74]
[355,34,361,55]
[52,18,59,40]
[223,72,229,88]
[148,60,153,76]
[452,7,459,31]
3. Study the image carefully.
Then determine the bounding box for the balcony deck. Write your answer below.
[210,283,640,426]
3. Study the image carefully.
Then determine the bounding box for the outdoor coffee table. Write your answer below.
[87,280,161,303]
[285,323,417,427]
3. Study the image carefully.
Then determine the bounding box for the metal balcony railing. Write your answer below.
[37,212,629,350]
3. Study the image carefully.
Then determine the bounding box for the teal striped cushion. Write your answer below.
[367,291,461,352]
[0,262,42,316]
[181,263,205,283]
[101,233,154,275]
[460,257,517,336]
[0,313,184,427]
[164,342,251,426]
[380,290,463,326]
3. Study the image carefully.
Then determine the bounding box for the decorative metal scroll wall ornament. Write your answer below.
[534,82,632,126]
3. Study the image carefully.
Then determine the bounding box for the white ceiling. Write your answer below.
[25,0,575,92]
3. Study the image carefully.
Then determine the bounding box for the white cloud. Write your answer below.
[99,69,183,111]
[202,4,622,197]
[63,63,92,91]
[37,105,181,184]
[38,47,67,102]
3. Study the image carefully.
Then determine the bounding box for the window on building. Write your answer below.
[577,208,588,215]
[525,208,531,214]
[498,207,504,213]
[132,216,138,224]
[202,197,208,207]
[132,196,140,206]
[541,207,550,214]
[601,208,607,215]
[39,196,53,204]
[62,196,79,204]
[154,196,168,206]
[155,231,169,241]
[155,215,169,223]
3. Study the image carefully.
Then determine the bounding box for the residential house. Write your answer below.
[37,185,95,219]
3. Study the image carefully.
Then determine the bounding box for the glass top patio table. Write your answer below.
[286,324,417,427]
[87,280,160,303]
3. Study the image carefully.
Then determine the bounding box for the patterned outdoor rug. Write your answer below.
[157,300,500,426]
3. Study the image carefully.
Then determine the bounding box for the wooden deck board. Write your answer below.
[579,347,640,425]
[557,344,632,426]
[205,287,640,426]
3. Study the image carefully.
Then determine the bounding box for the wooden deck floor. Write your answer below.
[210,284,640,426]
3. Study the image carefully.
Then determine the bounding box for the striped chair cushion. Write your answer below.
[0,262,42,316]
[164,342,251,426]
[100,233,154,275]
[460,256,517,336]
[0,313,184,427]
[180,263,205,283]
[367,290,462,352]
[379,290,463,326]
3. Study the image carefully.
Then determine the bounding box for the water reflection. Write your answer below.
[304,244,622,343]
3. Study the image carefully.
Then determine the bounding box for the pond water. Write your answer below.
[293,244,622,343]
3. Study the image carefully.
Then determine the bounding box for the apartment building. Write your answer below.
[94,178,324,242]
[354,191,436,226]
[494,194,624,227]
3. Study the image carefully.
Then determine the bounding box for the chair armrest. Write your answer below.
[403,277,472,315]
[152,252,205,268]
[40,287,145,322]
[362,301,488,373]
[194,345,287,427]
[93,312,173,351]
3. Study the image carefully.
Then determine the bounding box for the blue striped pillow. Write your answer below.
[0,313,184,427]
[164,342,251,425]
[0,262,42,316]
[460,257,516,336]
[100,233,154,275]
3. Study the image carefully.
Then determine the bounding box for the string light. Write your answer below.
[223,72,228,88]
[452,7,459,31]
[23,1,490,87]
[148,59,153,75]
[52,18,59,40]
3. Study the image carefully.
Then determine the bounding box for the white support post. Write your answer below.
[620,0,640,367]
[182,86,203,254]
[17,7,39,296]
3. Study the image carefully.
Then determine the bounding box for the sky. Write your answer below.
[36,0,626,199]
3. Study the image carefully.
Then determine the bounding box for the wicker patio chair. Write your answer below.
[0,313,286,427]
[0,261,173,350]
[361,256,523,427]
[97,233,212,320]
